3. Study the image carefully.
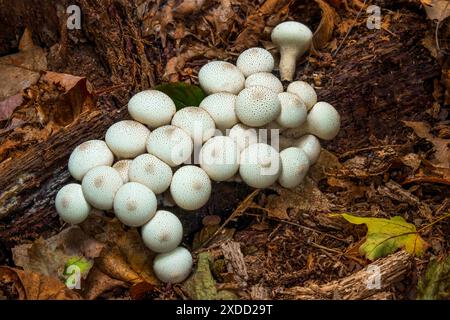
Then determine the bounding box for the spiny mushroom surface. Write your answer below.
[236,47,274,77]
[199,136,240,181]
[128,90,176,128]
[286,81,317,111]
[55,184,91,224]
[113,182,157,227]
[68,140,114,181]
[198,61,245,95]
[146,125,193,167]
[141,210,183,253]
[128,153,173,194]
[276,92,307,128]
[278,147,310,188]
[153,247,193,283]
[199,93,238,131]
[105,120,150,159]
[171,107,216,143]
[245,72,283,94]
[271,21,313,81]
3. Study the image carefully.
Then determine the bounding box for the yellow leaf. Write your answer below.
[339,214,428,260]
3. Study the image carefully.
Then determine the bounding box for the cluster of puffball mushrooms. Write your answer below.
[55,21,340,284]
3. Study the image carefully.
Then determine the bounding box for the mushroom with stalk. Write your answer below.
[271,21,313,81]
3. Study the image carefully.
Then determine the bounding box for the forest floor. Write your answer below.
[0,0,449,300]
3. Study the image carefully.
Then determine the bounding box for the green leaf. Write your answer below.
[417,255,450,300]
[339,214,428,260]
[63,256,93,277]
[155,82,206,109]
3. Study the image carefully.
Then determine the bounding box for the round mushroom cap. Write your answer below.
[239,143,281,188]
[198,61,245,95]
[199,136,239,181]
[171,107,216,143]
[105,120,150,159]
[170,166,212,211]
[199,93,238,131]
[227,123,258,152]
[271,21,313,51]
[128,153,173,194]
[141,210,183,253]
[276,92,307,128]
[236,47,275,77]
[113,182,157,227]
[245,72,283,94]
[286,81,317,110]
[68,140,114,181]
[81,166,124,210]
[112,160,132,183]
[235,86,281,127]
[278,147,310,189]
[55,184,91,224]
[307,102,340,140]
[146,125,193,167]
[128,90,176,128]
[295,134,321,164]
[153,247,193,283]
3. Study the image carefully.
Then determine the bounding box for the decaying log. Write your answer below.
[278,251,413,300]
[220,240,249,285]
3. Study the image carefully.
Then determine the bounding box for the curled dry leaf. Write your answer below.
[421,0,450,22]
[313,0,338,51]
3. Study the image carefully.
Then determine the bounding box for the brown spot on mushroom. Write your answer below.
[222,63,234,70]
[159,233,170,242]
[79,141,91,151]
[94,176,104,188]
[193,180,203,190]
[114,162,126,170]
[126,200,137,212]
[164,126,176,136]
[61,197,70,209]
[145,163,154,173]
[252,90,264,100]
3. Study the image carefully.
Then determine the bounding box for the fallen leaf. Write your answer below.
[417,255,450,300]
[313,0,338,50]
[421,0,450,22]
[339,214,428,260]
[155,82,206,109]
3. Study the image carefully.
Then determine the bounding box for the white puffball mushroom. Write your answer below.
[305,102,341,140]
[55,184,91,224]
[170,165,212,211]
[286,81,317,110]
[113,182,157,227]
[68,140,114,181]
[81,166,123,210]
[198,61,245,95]
[239,143,281,188]
[236,47,275,77]
[171,107,216,143]
[235,86,281,127]
[105,120,150,159]
[112,160,132,183]
[128,90,176,128]
[295,134,321,165]
[278,147,310,188]
[245,72,283,94]
[128,153,173,194]
[141,210,183,253]
[271,21,313,81]
[146,125,193,167]
[199,93,238,131]
[153,247,193,283]
[199,136,239,181]
[228,123,258,152]
[276,92,307,128]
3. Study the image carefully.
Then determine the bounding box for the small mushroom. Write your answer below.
[128,90,176,128]
[128,153,173,194]
[198,61,245,95]
[199,93,238,131]
[228,123,258,152]
[271,21,313,81]
[276,92,307,128]
[236,47,275,77]
[286,81,317,110]
[245,72,283,94]
[113,182,157,227]
[141,210,183,253]
[112,160,132,183]
[153,247,193,283]
[146,125,193,167]
[239,143,281,188]
[105,120,150,159]
[68,140,114,181]
[235,86,281,127]
[295,134,321,165]
[81,166,123,210]
[171,107,216,143]
[170,165,211,211]
[278,147,310,188]
[199,136,239,181]
[55,184,91,224]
